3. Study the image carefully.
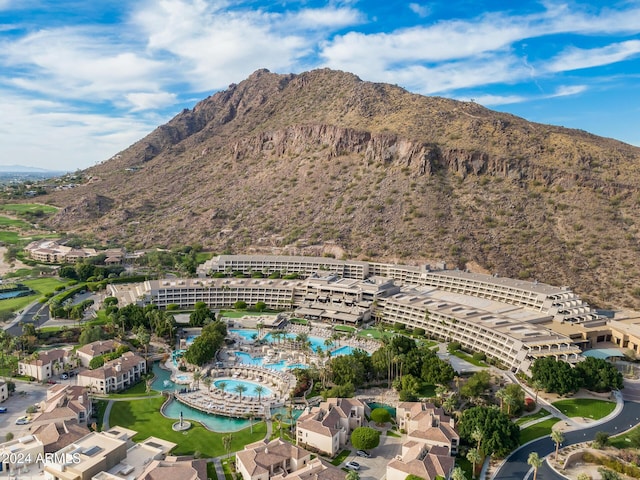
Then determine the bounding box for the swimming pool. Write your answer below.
[331,345,357,356]
[185,335,199,346]
[214,379,273,398]
[230,329,260,341]
[163,397,251,432]
[235,351,307,371]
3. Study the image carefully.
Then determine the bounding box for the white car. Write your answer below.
[345,461,360,471]
[15,416,29,425]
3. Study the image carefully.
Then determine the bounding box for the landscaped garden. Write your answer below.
[519,418,561,444]
[515,408,550,426]
[552,398,616,420]
[107,396,266,457]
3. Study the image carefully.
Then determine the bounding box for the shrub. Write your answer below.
[472,352,486,361]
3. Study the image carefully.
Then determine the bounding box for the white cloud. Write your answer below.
[408,3,430,18]
[472,94,528,106]
[549,84,588,97]
[125,92,178,111]
[546,40,640,73]
[0,89,159,171]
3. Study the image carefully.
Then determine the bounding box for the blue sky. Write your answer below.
[1,0,639,172]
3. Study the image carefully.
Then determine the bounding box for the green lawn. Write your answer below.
[333,325,356,333]
[519,418,560,444]
[0,278,66,316]
[449,350,487,367]
[329,449,351,466]
[108,397,266,457]
[552,399,616,420]
[358,328,393,340]
[610,425,640,449]
[416,383,437,398]
[0,216,31,229]
[289,318,309,325]
[0,203,58,214]
[207,462,218,480]
[515,408,551,426]
[221,456,236,480]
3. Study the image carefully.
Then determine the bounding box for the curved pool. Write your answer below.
[214,379,273,398]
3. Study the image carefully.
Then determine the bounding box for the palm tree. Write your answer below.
[222,433,233,459]
[551,430,564,461]
[532,379,544,405]
[496,388,507,411]
[234,383,247,401]
[471,427,484,455]
[245,411,254,434]
[203,376,212,392]
[273,412,283,438]
[218,381,227,395]
[527,452,543,480]
[451,466,467,480]
[254,385,266,403]
[192,370,201,390]
[467,448,482,479]
[345,470,360,480]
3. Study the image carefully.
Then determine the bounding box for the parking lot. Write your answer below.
[341,435,403,480]
[0,381,48,439]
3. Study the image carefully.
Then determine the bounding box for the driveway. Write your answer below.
[0,381,48,439]
[342,435,403,480]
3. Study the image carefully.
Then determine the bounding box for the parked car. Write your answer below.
[47,380,57,384]
[61,373,69,380]
[356,450,371,458]
[345,461,360,471]
[15,416,29,425]
[0,407,7,413]
[69,371,76,377]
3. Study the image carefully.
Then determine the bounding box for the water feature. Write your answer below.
[234,351,307,371]
[331,345,357,356]
[368,402,396,417]
[230,329,260,341]
[185,335,199,346]
[213,379,273,398]
[163,397,251,432]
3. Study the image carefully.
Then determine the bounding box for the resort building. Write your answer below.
[18,349,74,381]
[135,457,208,480]
[236,438,322,480]
[30,384,92,430]
[199,255,370,280]
[295,398,370,457]
[32,421,91,454]
[76,352,146,394]
[110,255,633,373]
[396,402,459,455]
[76,339,122,368]
[0,434,45,475]
[23,240,98,264]
[386,443,455,480]
[43,426,175,480]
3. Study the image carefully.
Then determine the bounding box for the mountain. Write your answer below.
[39,68,640,308]
[0,164,59,173]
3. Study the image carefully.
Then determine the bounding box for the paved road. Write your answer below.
[494,399,640,480]
[3,300,50,336]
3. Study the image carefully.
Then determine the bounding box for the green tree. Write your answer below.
[459,406,519,458]
[594,431,609,448]
[527,452,543,480]
[89,356,105,369]
[345,471,360,480]
[370,407,392,425]
[451,466,467,480]
[467,448,482,479]
[184,320,227,366]
[350,426,381,451]
[574,357,623,392]
[222,433,233,459]
[189,302,215,327]
[460,370,492,400]
[551,430,564,460]
[234,383,247,401]
[531,357,580,395]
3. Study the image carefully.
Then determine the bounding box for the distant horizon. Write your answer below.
[1,1,639,171]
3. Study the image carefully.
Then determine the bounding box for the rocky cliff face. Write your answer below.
[40,68,640,308]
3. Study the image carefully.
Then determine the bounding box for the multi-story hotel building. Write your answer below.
[110,255,633,374]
